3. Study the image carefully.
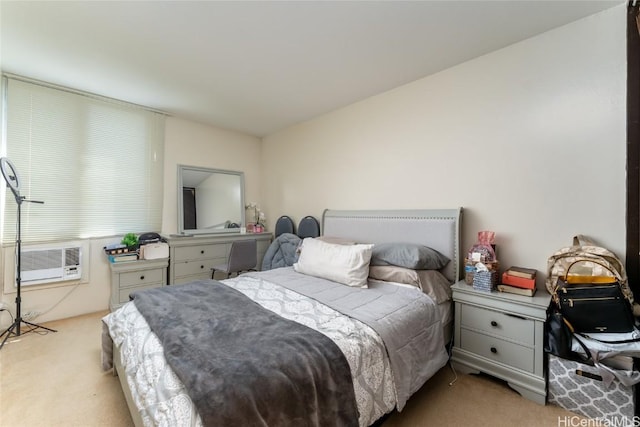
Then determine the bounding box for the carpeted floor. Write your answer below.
[0,310,580,427]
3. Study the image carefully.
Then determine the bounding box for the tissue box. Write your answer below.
[472,270,498,292]
[140,242,169,260]
[548,354,635,420]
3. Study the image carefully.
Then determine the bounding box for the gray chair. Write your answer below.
[297,216,320,239]
[275,215,295,238]
[211,239,257,279]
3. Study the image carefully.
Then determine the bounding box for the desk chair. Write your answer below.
[275,215,295,238]
[211,239,257,279]
[297,216,320,239]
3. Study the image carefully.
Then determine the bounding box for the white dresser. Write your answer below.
[450,281,551,404]
[109,258,169,311]
[164,233,272,285]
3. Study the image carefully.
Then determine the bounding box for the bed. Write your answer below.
[102,208,462,427]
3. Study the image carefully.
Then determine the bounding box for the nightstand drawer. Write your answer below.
[460,304,534,346]
[174,244,228,262]
[110,258,169,312]
[119,268,165,288]
[460,328,534,373]
[118,283,163,303]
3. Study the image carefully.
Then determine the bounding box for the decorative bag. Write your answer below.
[548,354,637,421]
[554,260,635,333]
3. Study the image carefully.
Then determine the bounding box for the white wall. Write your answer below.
[0,4,626,326]
[162,116,262,235]
[0,116,261,328]
[261,5,627,283]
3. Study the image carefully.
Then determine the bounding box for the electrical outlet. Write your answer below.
[22,311,39,321]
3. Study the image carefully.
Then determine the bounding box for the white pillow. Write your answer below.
[293,238,374,288]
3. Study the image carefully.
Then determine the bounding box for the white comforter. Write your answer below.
[105,275,398,426]
[104,274,445,426]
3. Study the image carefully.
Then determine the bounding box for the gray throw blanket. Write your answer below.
[131,280,359,427]
[261,232,301,270]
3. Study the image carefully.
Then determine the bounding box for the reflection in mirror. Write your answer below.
[177,165,245,234]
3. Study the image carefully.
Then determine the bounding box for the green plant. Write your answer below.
[121,233,138,247]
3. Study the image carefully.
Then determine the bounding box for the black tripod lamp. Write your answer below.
[0,157,56,350]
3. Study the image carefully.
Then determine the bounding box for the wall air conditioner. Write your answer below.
[20,246,82,287]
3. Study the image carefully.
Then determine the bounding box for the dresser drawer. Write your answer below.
[174,244,228,262]
[460,304,534,346]
[460,328,534,373]
[119,268,165,288]
[172,272,212,285]
[118,283,163,303]
[173,258,223,278]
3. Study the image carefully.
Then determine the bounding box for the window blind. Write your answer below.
[2,77,165,243]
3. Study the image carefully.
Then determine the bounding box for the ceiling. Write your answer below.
[0,0,624,137]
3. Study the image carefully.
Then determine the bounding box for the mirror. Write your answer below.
[177,165,245,235]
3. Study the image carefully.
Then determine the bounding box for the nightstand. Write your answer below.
[109,258,169,311]
[450,280,551,404]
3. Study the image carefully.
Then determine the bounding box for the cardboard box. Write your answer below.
[548,354,635,420]
[140,242,169,260]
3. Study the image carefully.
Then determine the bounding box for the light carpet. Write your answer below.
[0,311,581,426]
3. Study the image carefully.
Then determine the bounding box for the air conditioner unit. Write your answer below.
[20,246,82,286]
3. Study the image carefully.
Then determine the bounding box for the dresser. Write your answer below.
[450,281,551,404]
[164,232,272,285]
[109,258,169,311]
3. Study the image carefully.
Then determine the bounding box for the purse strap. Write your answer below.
[573,235,596,247]
[577,331,640,344]
[563,259,621,283]
[572,333,594,361]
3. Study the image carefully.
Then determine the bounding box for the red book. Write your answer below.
[501,272,536,289]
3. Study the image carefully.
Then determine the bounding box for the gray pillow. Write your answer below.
[370,242,450,270]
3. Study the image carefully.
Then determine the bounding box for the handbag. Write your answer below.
[545,305,597,362]
[545,309,574,359]
[555,260,635,333]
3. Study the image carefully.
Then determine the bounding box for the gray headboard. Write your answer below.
[322,208,463,283]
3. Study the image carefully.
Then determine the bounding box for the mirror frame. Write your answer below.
[177,165,245,235]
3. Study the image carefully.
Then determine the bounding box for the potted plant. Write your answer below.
[245,202,266,232]
[121,233,139,251]
[255,210,266,233]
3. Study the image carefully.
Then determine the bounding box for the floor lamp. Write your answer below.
[0,157,56,350]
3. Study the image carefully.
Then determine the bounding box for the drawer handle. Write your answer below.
[490,320,498,327]
[200,265,204,269]
[490,347,498,354]
[201,250,205,254]
[505,313,526,320]
[140,275,145,280]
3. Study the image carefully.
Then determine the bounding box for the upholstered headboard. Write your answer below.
[322,208,463,283]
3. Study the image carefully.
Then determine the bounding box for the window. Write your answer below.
[1,76,165,243]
